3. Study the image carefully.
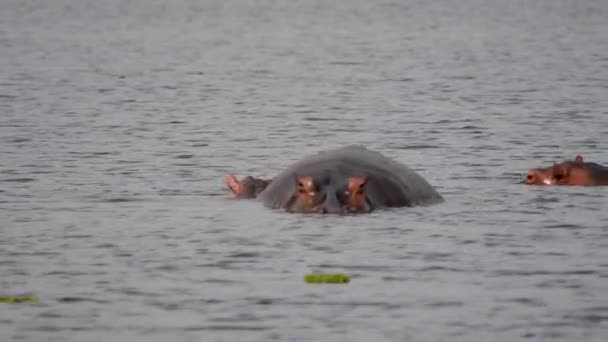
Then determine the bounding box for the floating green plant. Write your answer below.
[0,296,40,304]
[304,274,350,284]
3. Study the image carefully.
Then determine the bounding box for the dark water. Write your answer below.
[1,0,607,341]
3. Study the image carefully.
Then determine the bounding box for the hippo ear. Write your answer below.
[575,155,584,163]
[296,176,315,194]
[347,176,368,194]
[222,174,241,195]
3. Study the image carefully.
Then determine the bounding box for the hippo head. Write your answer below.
[284,175,373,214]
[525,167,555,185]
[524,155,587,186]
[223,174,272,198]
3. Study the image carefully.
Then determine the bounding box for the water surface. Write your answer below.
[1,0,607,341]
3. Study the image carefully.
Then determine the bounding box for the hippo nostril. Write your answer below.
[526,174,534,181]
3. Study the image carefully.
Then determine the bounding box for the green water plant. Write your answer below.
[304,274,350,284]
[0,295,40,304]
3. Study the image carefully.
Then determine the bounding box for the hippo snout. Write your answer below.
[320,204,344,214]
[525,169,554,185]
[319,191,344,214]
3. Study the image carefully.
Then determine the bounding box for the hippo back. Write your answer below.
[583,162,608,185]
[258,145,443,210]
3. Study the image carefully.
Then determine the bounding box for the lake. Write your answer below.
[1,0,607,341]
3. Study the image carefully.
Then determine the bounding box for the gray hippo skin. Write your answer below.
[257,145,443,214]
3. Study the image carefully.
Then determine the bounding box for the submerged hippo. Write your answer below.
[223,174,272,198]
[525,155,608,186]
[255,145,443,214]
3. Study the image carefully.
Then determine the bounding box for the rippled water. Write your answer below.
[1,0,607,341]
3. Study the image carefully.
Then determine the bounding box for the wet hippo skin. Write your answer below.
[257,145,443,214]
[525,155,608,186]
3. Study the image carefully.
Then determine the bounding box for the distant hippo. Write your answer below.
[525,155,608,186]
[223,174,272,198]
[257,145,443,214]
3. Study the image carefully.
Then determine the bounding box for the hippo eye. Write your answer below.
[554,174,563,181]
[526,175,533,181]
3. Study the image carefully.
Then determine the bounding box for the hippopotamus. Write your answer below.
[223,174,272,198]
[524,155,608,186]
[243,145,443,214]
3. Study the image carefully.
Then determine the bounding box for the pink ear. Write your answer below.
[347,176,368,193]
[222,174,241,194]
[575,155,583,163]
[297,176,315,192]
